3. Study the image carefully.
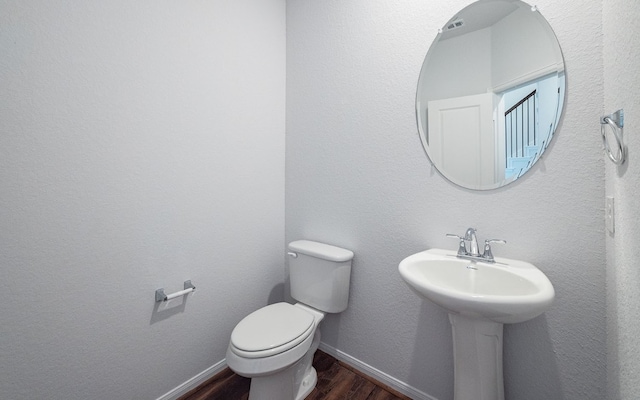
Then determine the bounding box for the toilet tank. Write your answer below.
[288,240,354,313]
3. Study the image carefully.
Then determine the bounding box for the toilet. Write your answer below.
[226,240,354,400]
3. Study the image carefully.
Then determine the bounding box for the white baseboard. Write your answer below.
[155,359,227,400]
[156,344,438,400]
[318,343,439,400]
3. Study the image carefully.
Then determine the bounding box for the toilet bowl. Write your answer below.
[226,303,325,400]
[226,240,354,400]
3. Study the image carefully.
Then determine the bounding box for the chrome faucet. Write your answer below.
[464,228,480,256]
[446,228,506,263]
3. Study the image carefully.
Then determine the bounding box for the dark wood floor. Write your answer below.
[179,350,411,400]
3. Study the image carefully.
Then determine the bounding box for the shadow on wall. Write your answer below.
[268,282,285,305]
[605,247,620,400]
[616,149,630,178]
[409,301,454,400]
[503,315,563,399]
[150,296,191,325]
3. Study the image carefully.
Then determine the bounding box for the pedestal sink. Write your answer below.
[398,248,554,400]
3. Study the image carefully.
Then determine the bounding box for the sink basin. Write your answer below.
[398,248,554,324]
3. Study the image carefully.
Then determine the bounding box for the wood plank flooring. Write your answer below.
[179,350,411,400]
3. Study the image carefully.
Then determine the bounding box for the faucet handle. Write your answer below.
[482,239,506,261]
[446,233,468,256]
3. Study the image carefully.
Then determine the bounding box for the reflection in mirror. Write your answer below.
[416,0,565,190]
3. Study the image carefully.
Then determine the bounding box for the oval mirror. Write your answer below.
[416,0,565,190]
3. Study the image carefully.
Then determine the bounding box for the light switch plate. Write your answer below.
[606,196,615,234]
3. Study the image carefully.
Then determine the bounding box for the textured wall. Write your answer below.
[604,0,640,399]
[0,1,285,399]
[286,1,606,399]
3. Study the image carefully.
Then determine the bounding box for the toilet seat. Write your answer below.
[230,302,315,359]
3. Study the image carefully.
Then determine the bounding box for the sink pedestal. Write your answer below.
[399,249,555,400]
[449,314,504,400]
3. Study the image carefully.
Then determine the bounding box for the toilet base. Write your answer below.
[296,366,317,400]
[248,363,317,400]
[246,325,322,400]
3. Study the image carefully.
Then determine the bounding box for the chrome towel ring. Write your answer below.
[600,109,625,165]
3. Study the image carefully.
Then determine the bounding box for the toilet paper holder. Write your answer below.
[155,280,196,302]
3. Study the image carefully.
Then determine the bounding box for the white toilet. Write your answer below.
[226,240,354,400]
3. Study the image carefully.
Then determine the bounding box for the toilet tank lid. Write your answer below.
[288,240,354,262]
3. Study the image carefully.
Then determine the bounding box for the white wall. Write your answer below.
[0,1,285,399]
[286,1,605,399]
[604,0,640,399]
